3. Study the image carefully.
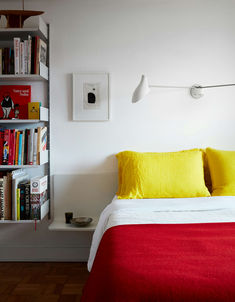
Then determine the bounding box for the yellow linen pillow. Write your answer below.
[116,150,210,199]
[206,148,235,196]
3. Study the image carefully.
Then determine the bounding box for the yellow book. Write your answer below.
[17,188,20,220]
[28,102,40,119]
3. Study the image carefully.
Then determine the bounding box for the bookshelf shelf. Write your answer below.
[0,119,48,124]
[0,199,49,222]
[49,217,98,232]
[0,27,47,41]
[0,74,47,82]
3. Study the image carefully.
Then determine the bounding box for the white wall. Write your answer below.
[0,0,235,260]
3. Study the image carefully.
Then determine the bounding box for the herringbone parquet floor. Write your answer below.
[0,262,89,302]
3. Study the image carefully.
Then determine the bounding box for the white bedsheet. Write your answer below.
[88,195,235,271]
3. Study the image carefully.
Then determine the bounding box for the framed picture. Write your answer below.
[72,73,109,121]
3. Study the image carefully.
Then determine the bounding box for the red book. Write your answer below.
[8,129,15,165]
[2,129,10,165]
[0,131,4,165]
[0,85,31,119]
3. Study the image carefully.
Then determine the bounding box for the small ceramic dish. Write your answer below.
[70,217,93,227]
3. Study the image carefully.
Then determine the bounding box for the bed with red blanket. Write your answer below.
[81,196,235,302]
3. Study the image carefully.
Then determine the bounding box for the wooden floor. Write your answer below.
[0,262,89,302]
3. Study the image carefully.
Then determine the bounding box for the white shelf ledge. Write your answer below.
[49,217,98,232]
[0,64,48,81]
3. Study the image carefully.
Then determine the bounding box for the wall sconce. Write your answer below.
[132,75,235,103]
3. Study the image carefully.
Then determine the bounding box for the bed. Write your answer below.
[81,195,235,302]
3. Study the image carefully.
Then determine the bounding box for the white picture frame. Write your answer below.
[72,72,109,121]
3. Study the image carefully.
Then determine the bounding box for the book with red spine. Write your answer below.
[2,129,10,165]
[8,129,15,165]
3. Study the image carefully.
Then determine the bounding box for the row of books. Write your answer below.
[0,127,47,166]
[0,36,47,75]
[0,170,48,220]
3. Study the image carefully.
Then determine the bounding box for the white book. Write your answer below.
[33,130,38,165]
[28,35,32,74]
[13,38,20,74]
[19,42,25,74]
[28,129,34,165]
[24,40,28,74]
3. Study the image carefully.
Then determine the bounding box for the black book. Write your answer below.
[19,181,28,220]
[25,183,30,219]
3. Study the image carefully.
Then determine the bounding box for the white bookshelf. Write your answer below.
[0,19,50,223]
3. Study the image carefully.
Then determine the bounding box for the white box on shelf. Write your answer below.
[30,175,47,194]
[39,63,48,80]
[39,150,48,165]
[40,107,48,121]
[23,16,48,40]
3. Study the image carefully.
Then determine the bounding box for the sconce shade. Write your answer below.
[132,75,150,103]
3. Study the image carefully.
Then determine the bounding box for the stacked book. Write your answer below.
[0,170,48,221]
[0,36,47,75]
[0,126,47,166]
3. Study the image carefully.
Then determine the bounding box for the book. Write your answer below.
[11,170,29,220]
[33,129,38,165]
[19,181,28,220]
[19,42,25,74]
[13,38,20,75]
[0,130,4,165]
[5,172,12,220]
[15,131,20,165]
[0,48,2,74]
[2,129,10,165]
[25,182,30,219]
[28,129,34,165]
[8,129,15,165]
[18,132,23,165]
[34,36,40,75]
[30,175,47,220]
[0,178,4,220]
[17,188,20,220]
[28,102,40,119]
[28,35,32,74]
[24,40,28,74]
[0,85,31,119]
[39,39,47,66]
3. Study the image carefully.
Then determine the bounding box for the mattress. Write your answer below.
[88,195,235,271]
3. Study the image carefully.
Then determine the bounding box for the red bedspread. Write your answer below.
[81,223,235,302]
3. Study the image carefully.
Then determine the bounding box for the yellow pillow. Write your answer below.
[206,148,235,196]
[116,150,210,199]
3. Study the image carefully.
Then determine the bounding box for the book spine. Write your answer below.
[13,38,20,75]
[3,175,9,220]
[19,42,25,74]
[28,35,32,74]
[0,130,4,165]
[25,183,30,219]
[0,178,4,220]
[33,130,38,165]
[8,129,15,165]
[21,130,25,165]
[18,133,23,165]
[6,172,12,220]
[3,129,10,165]
[15,131,20,165]
[35,36,40,75]
[0,48,2,75]
[17,188,20,220]
[19,183,26,220]
[24,129,29,165]
[24,40,28,74]
[37,127,41,165]
[28,129,34,165]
